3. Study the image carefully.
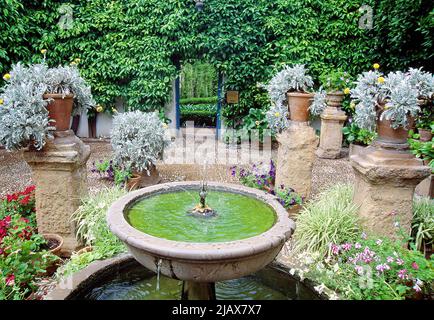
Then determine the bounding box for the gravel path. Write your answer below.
[0,141,354,197]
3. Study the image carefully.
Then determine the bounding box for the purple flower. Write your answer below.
[386,256,394,263]
[375,263,390,273]
[413,284,422,293]
[411,262,419,270]
[396,258,404,266]
[376,239,383,245]
[354,266,363,275]
[330,244,340,255]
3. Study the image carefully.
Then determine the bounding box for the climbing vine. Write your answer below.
[0,0,432,123]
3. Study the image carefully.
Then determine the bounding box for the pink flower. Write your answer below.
[342,243,352,251]
[386,256,394,263]
[413,284,421,293]
[354,266,364,275]
[397,269,408,280]
[396,258,404,266]
[411,262,419,270]
[330,244,340,255]
[355,243,361,249]
[376,263,390,273]
[5,274,15,286]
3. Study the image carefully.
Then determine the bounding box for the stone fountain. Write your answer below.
[107,181,294,300]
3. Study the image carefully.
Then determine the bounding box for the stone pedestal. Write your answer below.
[316,107,347,159]
[276,121,319,199]
[23,130,90,256]
[350,143,430,239]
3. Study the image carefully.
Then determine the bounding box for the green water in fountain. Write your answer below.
[127,190,276,242]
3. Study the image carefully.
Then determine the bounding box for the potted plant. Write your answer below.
[318,69,352,108]
[263,64,314,122]
[111,111,170,190]
[0,61,95,150]
[342,121,377,156]
[350,65,434,145]
[416,107,433,142]
[41,233,64,257]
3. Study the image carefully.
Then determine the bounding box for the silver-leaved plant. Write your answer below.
[262,64,314,133]
[309,88,327,117]
[111,111,171,174]
[0,62,95,150]
[351,68,433,130]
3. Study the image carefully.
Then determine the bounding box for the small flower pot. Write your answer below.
[325,91,345,108]
[287,92,314,122]
[42,233,64,256]
[418,128,433,142]
[376,117,413,145]
[76,246,93,255]
[43,94,74,131]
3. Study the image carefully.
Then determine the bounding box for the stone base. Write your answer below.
[23,130,90,257]
[276,121,319,199]
[316,107,347,159]
[351,145,430,239]
[415,175,433,199]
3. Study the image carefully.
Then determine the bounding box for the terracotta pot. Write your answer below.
[287,92,314,122]
[76,246,93,255]
[42,233,64,256]
[326,91,345,108]
[418,128,433,142]
[376,117,413,145]
[126,165,161,191]
[43,94,74,131]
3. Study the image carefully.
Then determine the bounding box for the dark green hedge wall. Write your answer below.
[1,0,432,123]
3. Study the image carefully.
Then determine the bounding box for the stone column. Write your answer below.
[275,121,319,199]
[23,130,90,256]
[351,142,430,239]
[316,107,347,159]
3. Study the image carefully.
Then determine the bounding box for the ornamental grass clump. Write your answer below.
[293,184,361,257]
[110,111,170,175]
[412,197,434,255]
[57,187,128,278]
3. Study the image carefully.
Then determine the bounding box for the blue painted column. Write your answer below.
[216,71,223,139]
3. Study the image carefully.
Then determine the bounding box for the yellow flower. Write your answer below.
[344,88,351,95]
[40,49,47,55]
[162,123,168,129]
[74,58,81,64]
[255,121,260,126]
[373,63,380,70]
[350,102,355,110]
[377,76,385,84]
[3,73,11,81]
[111,107,118,114]
[0,98,3,105]
[274,112,280,117]
[70,61,77,66]
[96,105,104,113]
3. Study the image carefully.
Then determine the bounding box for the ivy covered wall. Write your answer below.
[0,0,432,124]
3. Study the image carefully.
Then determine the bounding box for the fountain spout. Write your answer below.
[190,180,216,217]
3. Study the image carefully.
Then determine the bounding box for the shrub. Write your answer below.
[0,187,57,300]
[58,187,128,277]
[293,184,361,257]
[111,111,170,174]
[342,122,377,146]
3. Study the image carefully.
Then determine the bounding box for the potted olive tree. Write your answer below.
[350,66,434,145]
[111,111,170,190]
[0,62,95,150]
[263,64,314,122]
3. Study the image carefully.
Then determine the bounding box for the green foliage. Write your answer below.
[58,187,128,278]
[319,69,352,92]
[408,130,434,172]
[415,104,434,130]
[412,197,434,254]
[342,122,377,146]
[307,236,434,300]
[293,184,361,257]
[92,159,131,187]
[0,0,432,125]
[180,97,218,105]
[180,62,217,99]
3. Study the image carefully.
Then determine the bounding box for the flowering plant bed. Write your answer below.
[230,160,302,209]
[0,186,58,300]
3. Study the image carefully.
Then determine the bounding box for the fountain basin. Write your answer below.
[107,181,295,283]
